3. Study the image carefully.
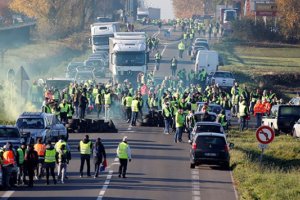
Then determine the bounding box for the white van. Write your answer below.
[195,50,219,75]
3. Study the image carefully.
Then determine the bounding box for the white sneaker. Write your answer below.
[188,140,192,143]
[61,181,64,184]
[35,176,38,180]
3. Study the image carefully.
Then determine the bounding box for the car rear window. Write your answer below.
[196,136,226,149]
[214,72,233,78]
[16,118,45,129]
[0,128,20,138]
[195,125,222,133]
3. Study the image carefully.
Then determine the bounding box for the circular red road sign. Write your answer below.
[256,126,275,144]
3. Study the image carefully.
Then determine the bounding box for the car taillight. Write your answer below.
[224,145,229,152]
[192,143,197,150]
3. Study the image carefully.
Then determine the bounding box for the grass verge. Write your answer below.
[228,129,300,200]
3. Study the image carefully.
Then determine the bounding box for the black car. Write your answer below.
[190,133,233,169]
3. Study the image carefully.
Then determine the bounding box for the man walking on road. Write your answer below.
[78,135,93,177]
[170,57,178,76]
[174,108,185,143]
[93,138,106,178]
[117,136,132,178]
[178,41,185,59]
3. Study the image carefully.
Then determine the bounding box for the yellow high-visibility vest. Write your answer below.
[80,141,91,155]
[45,149,56,163]
[118,142,128,159]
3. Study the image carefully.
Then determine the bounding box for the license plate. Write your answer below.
[204,153,217,157]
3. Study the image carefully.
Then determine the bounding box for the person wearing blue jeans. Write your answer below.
[174,109,185,143]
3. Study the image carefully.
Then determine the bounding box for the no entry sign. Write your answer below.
[256,126,275,144]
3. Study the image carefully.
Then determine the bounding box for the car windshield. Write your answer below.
[196,136,226,150]
[197,104,222,114]
[92,35,110,45]
[114,52,145,66]
[194,113,217,122]
[16,118,45,129]
[0,128,20,138]
[279,106,300,117]
[195,125,222,133]
[214,72,233,78]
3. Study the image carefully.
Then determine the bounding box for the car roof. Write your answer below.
[18,112,53,118]
[194,111,217,116]
[213,71,232,74]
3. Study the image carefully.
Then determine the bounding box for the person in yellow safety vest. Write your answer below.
[218,109,228,130]
[78,135,93,177]
[189,32,194,40]
[131,97,139,126]
[154,51,162,64]
[174,108,185,143]
[67,101,74,119]
[59,99,69,124]
[123,93,133,123]
[56,144,70,184]
[52,103,60,118]
[178,41,185,58]
[42,100,52,114]
[162,102,172,134]
[104,90,111,121]
[2,142,16,189]
[44,141,57,185]
[53,88,60,102]
[95,89,103,119]
[183,32,187,40]
[117,136,132,178]
[16,142,27,185]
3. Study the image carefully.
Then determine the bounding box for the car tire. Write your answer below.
[221,162,230,170]
[190,163,196,169]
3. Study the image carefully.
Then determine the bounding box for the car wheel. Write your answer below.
[190,163,196,169]
[221,162,230,170]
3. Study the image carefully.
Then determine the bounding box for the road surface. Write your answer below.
[0,25,238,200]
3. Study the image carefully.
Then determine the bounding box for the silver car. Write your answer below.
[16,112,68,143]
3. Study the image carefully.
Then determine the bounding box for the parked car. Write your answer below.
[193,41,209,50]
[289,97,300,105]
[262,105,300,134]
[292,119,300,137]
[16,112,68,144]
[190,133,233,169]
[194,38,208,44]
[190,122,225,141]
[210,71,236,89]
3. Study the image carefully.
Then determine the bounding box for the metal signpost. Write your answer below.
[256,125,275,164]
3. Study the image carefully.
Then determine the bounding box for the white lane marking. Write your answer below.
[230,170,239,200]
[191,169,201,200]
[97,170,114,200]
[161,45,167,56]
[1,190,14,200]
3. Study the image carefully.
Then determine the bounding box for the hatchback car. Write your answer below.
[190,133,233,169]
[16,112,68,143]
[0,126,22,148]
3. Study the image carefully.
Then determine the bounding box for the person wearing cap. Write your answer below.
[78,135,93,177]
[93,138,106,178]
[44,141,57,185]
[117,136,132,178]
[16,142,27,185]
[2,142,15,188]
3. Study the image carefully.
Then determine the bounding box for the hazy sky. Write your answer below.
[145,0,174,19]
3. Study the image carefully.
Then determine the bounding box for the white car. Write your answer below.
[292,119,300,137]
[210,71,236,89]
[190,121,226,141]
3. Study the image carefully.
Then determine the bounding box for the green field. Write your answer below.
[228,130,300,200]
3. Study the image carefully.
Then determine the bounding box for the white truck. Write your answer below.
[195,50,219,75]
[109,32,147,84]
[90,22,120,53]
[137,7,161,21]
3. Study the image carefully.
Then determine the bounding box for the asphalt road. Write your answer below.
[0,25,238,200]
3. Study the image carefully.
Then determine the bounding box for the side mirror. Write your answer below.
[229,143,234,149]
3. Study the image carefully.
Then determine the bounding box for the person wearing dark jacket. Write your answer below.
[25,144,38,187]
[79,92,88,119]
[78,135,93,177]
[93,138,107,178]
[44,141,57,185]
